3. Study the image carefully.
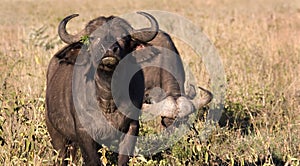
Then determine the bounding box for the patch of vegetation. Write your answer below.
[0,0,299,165]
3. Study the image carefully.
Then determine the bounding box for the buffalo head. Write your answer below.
[58,12,158,72]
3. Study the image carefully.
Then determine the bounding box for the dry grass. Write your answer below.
[0,0,299,165]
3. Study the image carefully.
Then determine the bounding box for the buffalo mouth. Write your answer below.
[99,56,119,71]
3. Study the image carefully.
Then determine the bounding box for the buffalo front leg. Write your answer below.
[45,119,69,166]
[118,120,139,166]
[77,128,102,166]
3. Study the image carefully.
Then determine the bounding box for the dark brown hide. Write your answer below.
[46,12,157,166]
[58,13,211,128]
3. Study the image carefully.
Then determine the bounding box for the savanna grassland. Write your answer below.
[0,0,299,165]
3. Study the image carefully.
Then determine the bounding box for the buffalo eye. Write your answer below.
[119,36,131,47]
[89,36,94,41]
[89,36,96,42]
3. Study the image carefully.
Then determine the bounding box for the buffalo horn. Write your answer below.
[58,14,86,44]
[131,12,159,42]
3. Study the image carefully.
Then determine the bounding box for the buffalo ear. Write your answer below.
[133,44,161,63]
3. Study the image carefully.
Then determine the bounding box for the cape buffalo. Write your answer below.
[56,13,213,129]
[46,12,159,166]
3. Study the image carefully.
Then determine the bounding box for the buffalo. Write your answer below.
[46,11,213,165]
[46,12,159,165]
[56,12,213,128]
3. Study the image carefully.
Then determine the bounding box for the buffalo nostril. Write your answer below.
[106,45,119,54]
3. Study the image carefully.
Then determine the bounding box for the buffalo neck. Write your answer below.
[94,68,117,112]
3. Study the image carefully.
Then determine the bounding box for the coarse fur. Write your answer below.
[46,13,158,166]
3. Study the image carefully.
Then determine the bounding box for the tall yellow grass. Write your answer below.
[0,0,299,165]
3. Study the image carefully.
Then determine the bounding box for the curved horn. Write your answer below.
[141,86,213,120]
[141,96,177,121]
[192,86,213,109]
[58,14,86,44]
[131,12,159,42]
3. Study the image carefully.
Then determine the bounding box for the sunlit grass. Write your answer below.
[0,0,299,165]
